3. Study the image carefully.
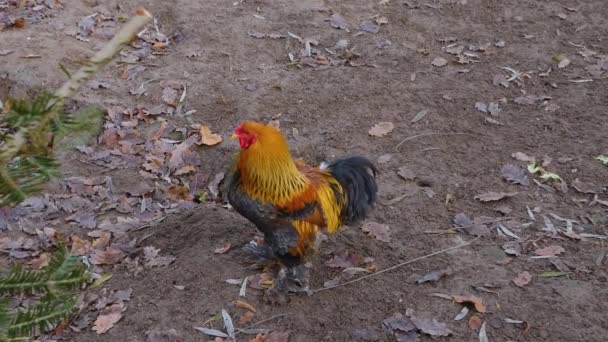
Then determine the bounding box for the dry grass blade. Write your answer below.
[313,237,479,293]
[395,132,475,150]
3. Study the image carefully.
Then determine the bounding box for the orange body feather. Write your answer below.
[233,121,344,256]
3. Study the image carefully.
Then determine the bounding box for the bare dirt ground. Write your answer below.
[2,0,608,341]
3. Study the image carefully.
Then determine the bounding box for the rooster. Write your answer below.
[225,121,378,301]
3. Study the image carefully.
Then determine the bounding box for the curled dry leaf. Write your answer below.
[197,126,223,146]
[474,192,518,202]
[534,245,565,257]
[432,57,448,67]
[214,243,232,254]
[513,271,532,287]
[361,222,391,242]
[368,122,394,137]
[93,303,125,334]
[452,294,487,313]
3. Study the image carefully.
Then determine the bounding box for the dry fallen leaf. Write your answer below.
[368,122,394,137]
[167,184,194,201]
[249,331,290,342]
[512,152,535,162]
[513,271,532,287]
[468,315,482,331]
[239,310,255,325]
[214,243,232,254]
[162,87,179,107]
[325,251,361,269]
[501,164,529,186]
[571,178,597,194]
[474,192,518,202]
[329,13,348,30]
[91,247,125,265]
[452,295,487,313]
[361,222,391,242]
[416,269,450,284]
[71,235,92,256]
[144,246,176,267]
[534,245,565,257]
[93,303,125,334]
[197,126,223,146]
[397,166,416,181]
[432,57,448,67]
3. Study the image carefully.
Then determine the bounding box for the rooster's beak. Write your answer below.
[230,133,238,140]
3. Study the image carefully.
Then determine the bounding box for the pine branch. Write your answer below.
[6,298,76,339]
[0,247,89,297]
[0,7,153,206]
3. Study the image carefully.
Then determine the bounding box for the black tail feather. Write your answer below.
[327,156,378,224]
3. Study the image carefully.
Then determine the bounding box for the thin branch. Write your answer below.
[394,132,474,150]
[313,237,479,293]
[54,7,153,99]
[0,7,153,173]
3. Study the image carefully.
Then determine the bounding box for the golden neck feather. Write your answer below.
[237,135,309,205]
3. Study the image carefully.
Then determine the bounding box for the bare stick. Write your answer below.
[313,237,479,293]
[55,7,153,99]
[0,8,153,167]
[233,313,291,337]
[394,132,474,150]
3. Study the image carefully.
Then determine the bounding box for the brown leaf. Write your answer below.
[512,271,532,287]
[361,222,391,242]
[91,247,125,265]
[92,231,112,250]
[468,315,482,330]
[197,126,223,146]
[501,164,529,186]
[71,236,92,256]
[235,300,256,313]
[28,253,50,269]
[167,184,194,201]
[214,243,232,254]
[474,191,518,202]
[249,331,290,342]
[368,122,394,137]
[174,165,196,176]
[93,303,125,334]
[452,294,487,313]
[239,310,255,325]
[534,245,565,257]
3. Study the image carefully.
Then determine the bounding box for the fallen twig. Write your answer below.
[395,132,474,150]
[313,237,479,293]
